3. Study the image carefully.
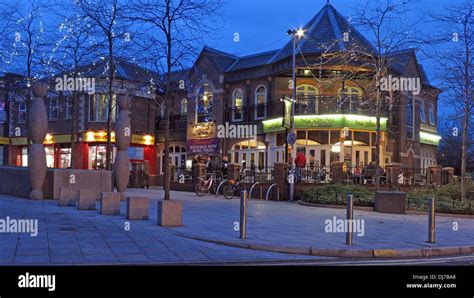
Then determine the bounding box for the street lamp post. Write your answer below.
[287,28,304,202]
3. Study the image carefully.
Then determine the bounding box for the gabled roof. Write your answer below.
[201,46,238,72]
[269,3,375,63]
[228,50,279,71]
[54,57,158,84]
[387,48,439,90]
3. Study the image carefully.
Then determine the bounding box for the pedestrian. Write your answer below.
[222,156,229,178]
[295,150,306,182]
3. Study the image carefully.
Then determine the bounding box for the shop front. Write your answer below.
[9,132,156,174]
[262,114,389,170]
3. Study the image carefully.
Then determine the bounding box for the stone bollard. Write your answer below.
[59,187,78,207]
[78,189,99,210]
[126,197,150,220]
[28,82,49,200]
[157,200,183,226]
[114,95,131,200]
[100,192,121,215]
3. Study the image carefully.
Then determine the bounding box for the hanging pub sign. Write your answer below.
[282,96,292,129]
[186,138,220,155]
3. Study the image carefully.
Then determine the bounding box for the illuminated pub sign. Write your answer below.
[83,131,154,145]
[420,131,441,146]
[262,114,388,133]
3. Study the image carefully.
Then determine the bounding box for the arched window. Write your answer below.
[428,103,435,125]
[338,86,363,113]
[254,85,267,119]
[296,84,319,114]
[160,145,187,177]
[419,100,426,123]
[196,84,213,123]
[180,98,187,114]
[232,88,244,122]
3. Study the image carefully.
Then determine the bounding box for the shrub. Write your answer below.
[301,184,374,207]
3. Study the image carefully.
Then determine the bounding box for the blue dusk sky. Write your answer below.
[209,0,459,117]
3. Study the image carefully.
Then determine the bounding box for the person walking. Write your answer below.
[295,151,307,182]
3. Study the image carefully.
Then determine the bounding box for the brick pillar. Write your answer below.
[193,163,206,181]
[442,167,455,185]
[386,162,402,189]
[427,165,442,185]
[330,161,345,183]
[227,163,241,181]
[274,162,289,201]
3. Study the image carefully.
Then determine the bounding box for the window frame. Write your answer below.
[65,97,73,120]
[180,98,187,115]
[49,96,59,120]
[195,85,213,123]
[428,102,435,125]
[232,88,245,122]
[88,93,117,123]
[18,101,27,123]
[419,99,426,124]
[254,85,267,120]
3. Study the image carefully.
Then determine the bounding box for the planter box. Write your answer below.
[374,191,406,214]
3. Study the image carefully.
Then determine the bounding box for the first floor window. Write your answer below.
[49,97,59,120]
[255,86,267,119]
[232,88,244,122]
[66,97,73,120]
[89,94,117,122]
[18,101,27,123]
[181,98,187,114]
[196,85,213,123]
[429,103,435,125]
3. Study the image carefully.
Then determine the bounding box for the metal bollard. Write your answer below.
[240,190,247,239]
[428,197,435,243]
[346,193,354,245]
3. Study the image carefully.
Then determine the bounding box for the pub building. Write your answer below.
[1,3,442,185]
[158,2,441,181]
[4,58,159,176]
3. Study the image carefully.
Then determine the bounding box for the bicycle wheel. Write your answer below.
[194,178,206,197]
[222,184,235,200]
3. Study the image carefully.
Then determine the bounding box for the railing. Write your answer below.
[228,104,268,122]
[156,114,187,130]
[295,95,377,116]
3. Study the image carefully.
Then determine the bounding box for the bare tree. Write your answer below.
[75,0,131,170]
[317,0,427,189]
[127,0,225,200]
[48,5,98,168]
[427,0,474,200]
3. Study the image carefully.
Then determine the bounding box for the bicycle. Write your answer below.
[194,173,217,197]
[222,178,244,200]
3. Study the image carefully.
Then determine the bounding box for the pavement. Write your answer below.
[0,189,473,265]
[127,189,474,258]
[0,193,323,265]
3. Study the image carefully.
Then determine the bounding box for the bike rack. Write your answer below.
[215,180,228,196]
[265,183,280,201]
[248,182,261,200]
